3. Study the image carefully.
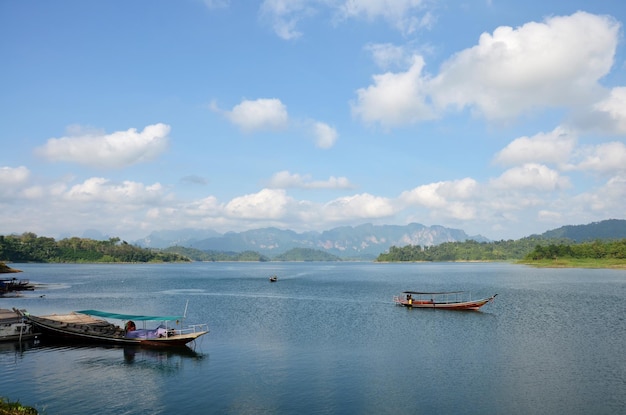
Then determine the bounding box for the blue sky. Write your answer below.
[1,0,625,242]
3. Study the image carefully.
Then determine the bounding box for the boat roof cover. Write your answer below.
[402,291,465,295]
[76,310,183,321]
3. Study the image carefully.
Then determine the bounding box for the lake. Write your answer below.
[1,262,625,414]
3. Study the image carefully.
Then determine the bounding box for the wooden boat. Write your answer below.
[16,308,208,348]
[394,291,497,310]
[0,308,39,342]
[0,277,35,295]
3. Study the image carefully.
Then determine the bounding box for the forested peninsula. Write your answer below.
[0,233,342,263]
[376,238,626,268]
[0,233,188,263]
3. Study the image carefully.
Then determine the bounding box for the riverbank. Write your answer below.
[0,397,38,414]
[517,258,626,269]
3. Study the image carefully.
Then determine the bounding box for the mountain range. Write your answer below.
[135,223,489,260]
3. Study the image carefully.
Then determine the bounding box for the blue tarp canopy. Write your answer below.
[76,310,183,321]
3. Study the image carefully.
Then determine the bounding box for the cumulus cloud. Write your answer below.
[399,178,478,217]
[353,11,620,127]
[0,166,30,185]
[572,142,626,174]
[322,193,396,220]
[35,124,170,168]
[398,178,479,221]
[352,55,434,127]
[494,127,577,167]
[267,170,353,189]
[217,98,289,133]
[312,122,338,149]
[65,177,164,204]
[593,87,626,134]
[431,12,619,119]
[0,166,31,200]
[225,188,292,219]
[490,163,570,191]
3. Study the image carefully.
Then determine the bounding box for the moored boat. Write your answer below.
[394,291,497,310]
[0,277,35,296]
[16,308,208,348]
[0,308,39,342]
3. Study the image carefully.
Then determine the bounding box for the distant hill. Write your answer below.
[137,223,488,260]
[274,248,341,261]
[536,219,626,242]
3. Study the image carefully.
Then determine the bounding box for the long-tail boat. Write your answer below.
[393,291,497,310]
[16,308,208,348]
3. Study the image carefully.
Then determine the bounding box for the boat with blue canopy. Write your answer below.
[16,306,208,348]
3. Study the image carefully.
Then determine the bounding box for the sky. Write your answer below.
[1,0,626,242]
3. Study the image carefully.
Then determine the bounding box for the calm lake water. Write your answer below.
[1,262,625,414]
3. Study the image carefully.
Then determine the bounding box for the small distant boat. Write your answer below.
[269,275,278,282]
[0,308,39,342]
[16,308,208,348]
[0,277,35,296]
[394,291,497,311]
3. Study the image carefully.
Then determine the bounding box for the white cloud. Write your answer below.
[354,12,620,128]
[221,98,289,133]
[400,178,478,208]
[267,171,353,189]
[65,177,164,204]
[0,166,29,185]
[322,193,396,220]
[573,142,626,174]
[0,166,31,200]
[365,43,410,69]
[225,188,291,219]
[339,0,432,34]
[430,11,619,120]
[352,55,434,127]
[35,123,170,168]
[490,163,570,191]
[258,0,433,39]
[313,122,338,149]
[494,127,576,167]
[259,0,311,40]
[593,87,626,134]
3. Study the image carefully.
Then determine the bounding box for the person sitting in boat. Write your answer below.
[406,294,413,305]
[125,320,136,333]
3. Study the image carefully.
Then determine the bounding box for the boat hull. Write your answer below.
[0,308,39,342]
[21,312,207,348]
[394,294,497,311]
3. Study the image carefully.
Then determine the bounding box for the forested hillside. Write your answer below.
[164,246,270,262]
[0,233,189,263]
[376,219,626,262]
[376,238,549,262]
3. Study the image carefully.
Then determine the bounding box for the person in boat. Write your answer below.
[406,294,413,305]
[125,320,136,333]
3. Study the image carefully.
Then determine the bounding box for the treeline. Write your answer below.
[273,248,341,261]
[376,238,562,262]
[165,246,340,262]
[165,246,271,262]
[376,238,626,262]
[0,233,189,263]
[524,239,626,260]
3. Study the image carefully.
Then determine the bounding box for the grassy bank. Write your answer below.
[517,258,626,269]
[0,397,38,415]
